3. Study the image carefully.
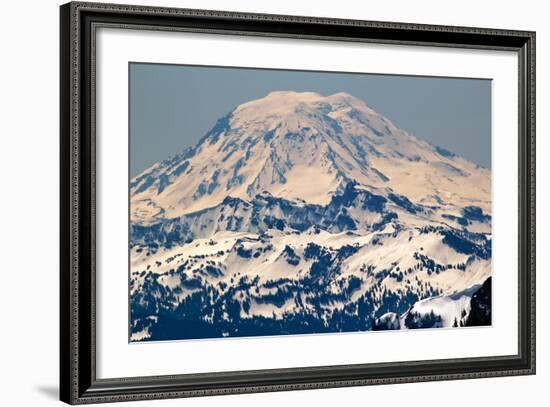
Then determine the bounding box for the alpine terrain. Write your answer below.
[129,91,492,341]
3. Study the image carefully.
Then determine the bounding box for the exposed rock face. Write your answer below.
[465,277,492,327]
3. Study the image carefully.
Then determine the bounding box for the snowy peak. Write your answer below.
[231,91,377,122]
[234,90,325,114]
[228,90,392,142]
[131,91,491,222]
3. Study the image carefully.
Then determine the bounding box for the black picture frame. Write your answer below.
[60,1,536,404]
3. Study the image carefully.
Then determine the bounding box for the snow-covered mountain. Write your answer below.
[129,91,492,342]
[131,91,490,223]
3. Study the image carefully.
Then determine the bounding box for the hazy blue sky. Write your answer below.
[130,63,491,177]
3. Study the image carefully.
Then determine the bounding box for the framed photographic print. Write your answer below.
[60,1,536,404]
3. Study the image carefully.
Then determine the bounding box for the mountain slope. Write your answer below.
[373,277,491,330]
[131,91,490,223]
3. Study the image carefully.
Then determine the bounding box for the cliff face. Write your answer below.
[465,277,492,327]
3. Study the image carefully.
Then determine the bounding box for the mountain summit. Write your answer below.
[131,91,490,223]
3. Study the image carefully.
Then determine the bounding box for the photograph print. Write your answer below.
[129,64,492,342]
